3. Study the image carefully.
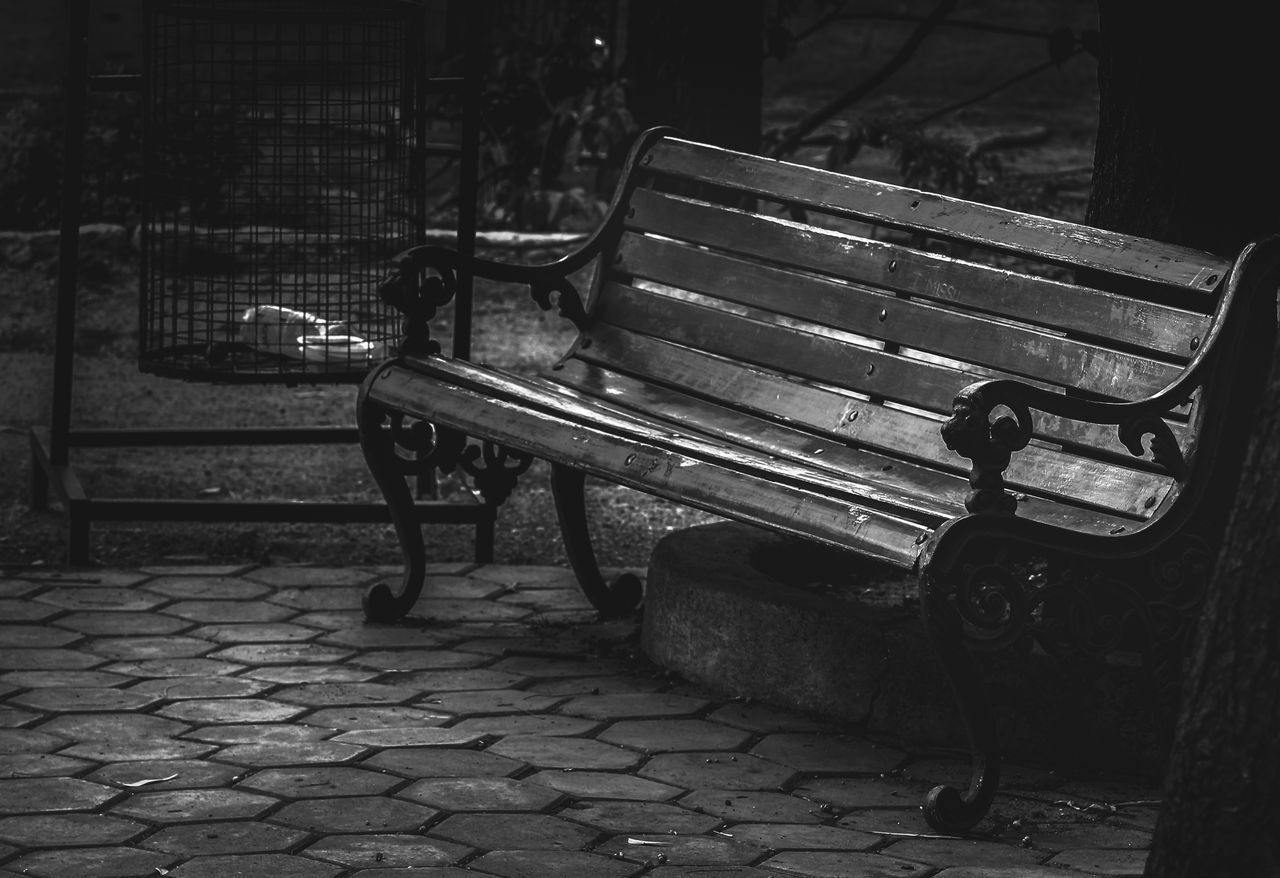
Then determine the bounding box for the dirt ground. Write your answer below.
[1,1,1101,570]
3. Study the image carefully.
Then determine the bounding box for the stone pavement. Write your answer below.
[0,561,1161,877]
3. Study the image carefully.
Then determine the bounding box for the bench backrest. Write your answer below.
[550,135,1236,526]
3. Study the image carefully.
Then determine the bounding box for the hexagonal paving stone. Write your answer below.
[267,589,363,611]
[0,625,80,648]
[0,753,95,779]
[318,625,457,650]
[87,759,244,791]
[209,642,355,665]
[214,740,367,767]
[127,676,272,699]
[137,564,253,577]
[448,714,601,738]
[467,849,641,878]
[11,687,159,713]
[142,576,271,600]
[35,586,165,612]
[158,697,306,724]
[271,681,420,707]
[391,668,550,693]
[729,822,880,852]
[272,795,435,833]
[104,657,244,678]
[38,711,190,743]
[527,674,666,697]
[681,789,826,823]
[362,747,527,779]
[241,665,378,684]
[0,648,105,671]
[355,648,488,671]
[759,850,933,877]
[0,599,62,622]
[422,689,565,715]
[0,669,130,689]
[1046,848,1150,874]
[880,837,1053,869]
[0,727,76,754]
[110,788,276,823]
[246,566,376,587]
[79,635,213,661]
[487,735,642,771]
[5,846,177,878]
[237,765,401,798]
[0,706,34,727]
[332,727,485,748]
[140,820,310,856]
[183,723,332,745]
[430,812,598,851]
[298,705,451,730]
[165,852,343,877]
[0,777,119,813]
[751,733,907,775]
[557,692,710,720]
[302,833,473,869]
[188,623,317,643]
[526,770,681,802]
[557,800,722,835]
[398,777,563,812]
[597,719,753,753]
[163,601,296,624]
[470,565,579,587]
[0,813,145,847]
[490,654,627,678]
[705,703,834,734]
[639,752,796,792]
[413,598,532,623]
[793,775,927,810]
[54,611,189,636]
[596,832,769,867]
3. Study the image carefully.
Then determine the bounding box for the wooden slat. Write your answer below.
[578,322,1188,466]
[368,366,932,569]
[596,280,1181,402]
[641,137,1230,295]
[372,356,1160,537]
[553,349,1171,519]
[623,191,1212,357]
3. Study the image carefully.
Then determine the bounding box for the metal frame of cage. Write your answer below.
[30,0,489,565]
[140,0,426,382]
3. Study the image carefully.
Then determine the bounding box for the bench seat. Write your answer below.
[356,127,1280,834]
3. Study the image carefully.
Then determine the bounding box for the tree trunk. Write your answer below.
[1090,4,1280,875]
[623,0,763,154]
[1088,4,1280,253]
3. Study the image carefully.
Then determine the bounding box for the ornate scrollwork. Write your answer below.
[941,386,1033,515]
[458,440,534,506]
[530,276,590,331]
[382,412,467,479]
[1118,415,1186,478]
[377,252,458,356]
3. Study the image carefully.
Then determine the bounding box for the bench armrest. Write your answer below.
[378,126,679,356]
[942,235,1279,514]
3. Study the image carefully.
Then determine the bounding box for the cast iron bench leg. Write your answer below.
[550,463,643,617]
[358,399,427,623]
[921,569,1001,833]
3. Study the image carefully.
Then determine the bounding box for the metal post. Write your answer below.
[452,0,484,361]
[49,0,90,467]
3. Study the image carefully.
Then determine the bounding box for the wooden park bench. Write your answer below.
[356,127,1280,832]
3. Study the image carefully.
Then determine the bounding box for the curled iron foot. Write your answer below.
[362,577,422,624]
[923,783,993,834]
[598,572,644,618]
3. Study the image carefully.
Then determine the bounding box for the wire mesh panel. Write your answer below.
[141,0,426,382]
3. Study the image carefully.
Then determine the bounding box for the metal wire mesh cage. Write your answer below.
[140,0,426,382]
